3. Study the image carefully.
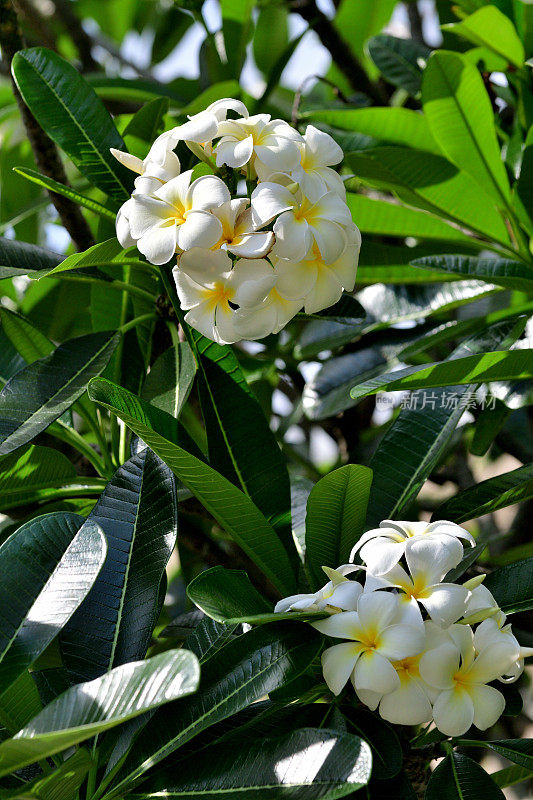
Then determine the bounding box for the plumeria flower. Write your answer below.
[251,178,353,264]
[290,125,346,201]
[351,519,474,577]
[473,614,533,683]
[111,148,182,196]
[147,98,249,165]
[274,565,362,614]
[419,623,519,736]
[215,115,302,178]
[173,249,275,344]
[233,268,303,340]
[364,538,470,628]
[273,223,360,314]
[312,592,425,696]
[127,170,230,264]
[210,199,274,258]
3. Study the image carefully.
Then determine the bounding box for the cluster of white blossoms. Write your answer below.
[112,98,360,344]
[276,520,533,737]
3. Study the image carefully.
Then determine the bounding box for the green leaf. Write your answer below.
[334,0,396,63]
[0,308,53,364]
[422,51,511,207]
[350,349,533,400]
[346,193,475,241]
[492,764,533,789]
[347,149,511,244]
[12,48,133,199]
[59,447,178,683]
[364,319,521,527]
[484,557,533,613]
[32,239,142,280]
[221,0,253,77]
[458,739,533,771]
[122,98,169,158]
[411,255,533,292]
[443,6,525,68]
[13,168,116,220]
[0,331,120,455]
[0,445,77,512]
[426,752,505,799]
[343,707,402,781]
[0,512,106,693]
[253,2,289,74]
[88,378,297,595]
[0,237,59,279]
[305,465,372,590]
[109,623,322,794]
[187,567,272,623]
[367,34,431,95]
[183,617,238,665]
[0,671,42,734]
[434,463,533,522]
[306,108,438,152]
[134,727,372,799]
[142,343,196,418]
[0,748,93,800]
[0,649,200,779]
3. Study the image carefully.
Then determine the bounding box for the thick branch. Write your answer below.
[52,0,99,72]
[293,0,387,104]
[1,0,94,251]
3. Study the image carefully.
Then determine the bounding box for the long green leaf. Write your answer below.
[0,512,106,693]
[142,343,196,418]
[32,239,143,280]
[134,727,372,799]
[305,465,372,590]
[0,445,76,511]
[0,671,43,734]
[411,254,533,292]
[434,464,533,522]
[187,567,271,623]
[0,237,60,279]
[484,557,533,614]
[305,107,438,152]
[12,48,133,199]
[109,623,322,795]
[88,378,297,595]
[0,331,120,455]
[422,51,510,207]
[0,748,93,800]
[0,308,54,363]
[426,752,504,799]
[350,349,533,399]
[0,649,200,778]
[367,34,431,95]
[59,447,178,683]
[458,739,533,771]
[13,168,117,220]
[443,6,525,68]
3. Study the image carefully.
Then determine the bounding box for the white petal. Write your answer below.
[206,97,249,120]
[231,259,276,308]
[176,112,219,143]
[405,537,462,586]
[179,248,233,287]
[470,684,505,731]
[313,192,354,226]
[310,219,347,264]
[322,642,363,695]
[177,211,223,251]
[254,138,301,171]
[468,641,520,684]
[303,265,343,314]
[273,212,312,262]
[189,175,231,210]
[419,644,459,690]
[432,687,475,737]
[379,624,425,661]
[173,267,203,310]
[110,148,144,173]
[419,584,469,627]
[355,687,382,711]
[353,651,400,694]
[129,195,171,238]
[233,302,278,340]
[426,520,475,545]
[116,199,135,248]
[275,257,317,301]
[216,135,254,168]
[359,538,406,576]
[274,593,318,613]
[251,183,294,227]
[312,611,359,640]
[379,679,433,725]
[184,302,217,341]
[214,304,241,345]
[305,125,343,166]
[137,221,177,265]
[328,581,363,611]
[357,592,400,632]
[228,232,274,258]
[155,169,194,208]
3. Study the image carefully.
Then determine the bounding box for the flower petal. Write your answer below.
[179,248,233,287]
[251,183,294,228]
[305,125,344,166]
[216,135,254,168]
[379,624,425,660]
[177,211,223,251]
[322,642,363,695]
[379,679,433,726]
[228,231,274,258]
[419,583,469,627]
[189,175,231,210]
[137,221,177,265]
[328,581,363,611]
[311,610,359,640]
[184,301,217,341]
[357,591,400,632]
[309,219,347,265]
[275,257,318,301]
[355,687,382,711]
[419,644,459,690]
[469,684,505,731]
[273,213,313,262]
[359,538,406,576]
[353,651,400,694]
[432,687,474,737]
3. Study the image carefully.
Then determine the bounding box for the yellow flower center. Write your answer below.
[202,283,235,311]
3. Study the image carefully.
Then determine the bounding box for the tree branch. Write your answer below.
[52,0,99,72]
[1,0,94,251]
[292,0,387,104]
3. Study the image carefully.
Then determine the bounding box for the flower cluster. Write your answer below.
[276,520,533,737]
[113,99,360,344]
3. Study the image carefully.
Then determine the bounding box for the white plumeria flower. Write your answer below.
[251,178,353,264]
[473,616,533,683]
[210,199,274,258]
[147,98,249,165]
[127,170,230,265]
[312,592,425,697]
[215,115,302,178]
[274,565,362,614]
[173,249,275,344]
[290,125,346,202]
[111,147,181,195]
[364,538,470,628]
[116,198,136,249]
[420,623,519,736]
[233,264,303,340]
[273,223,360,314]
[351,519,475,577]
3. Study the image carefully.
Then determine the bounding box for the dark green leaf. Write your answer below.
[411,255,533,293]
[134,727,372,799]
[0,331,120,455]
[443,6,524,67]
[0,237,59,279]
[367,34,431,95]
[187,567,271,623]
[32,239,141,280]
[306,465,372,590]
[484,557,533,614]
[344,707,402,781]
[0,445,76,512]
[435,463,533,522]
[59,447,177,683]
[12,48,133,199]
[458,739,533,771]
[13,168,116,220]
[0,512,106,693]
[183,617,238,665]
[0,308,53,364]
[142,342,196,418]
[0,747,93,800]
[0,649,200,778]
[253,2,289,74]
[426,752,505,799]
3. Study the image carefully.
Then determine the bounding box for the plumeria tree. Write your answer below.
[0,0,532,798]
